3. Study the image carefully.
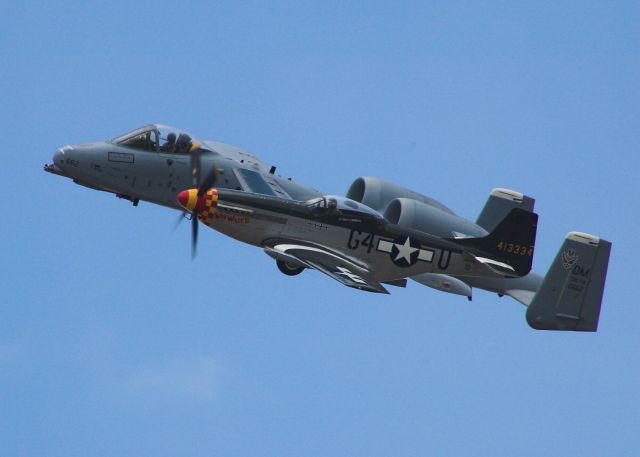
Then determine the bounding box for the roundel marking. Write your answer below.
[390,236,421,267]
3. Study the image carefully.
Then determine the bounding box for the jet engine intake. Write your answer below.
[346,177,454,214]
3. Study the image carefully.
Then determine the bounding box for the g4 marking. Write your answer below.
[347,229,376,253]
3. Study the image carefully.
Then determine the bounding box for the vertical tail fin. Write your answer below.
[526,232,612,331]
[453,208,538,277]
[476,188,535,232]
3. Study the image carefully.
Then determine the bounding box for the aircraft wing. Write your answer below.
[263,240,389,294]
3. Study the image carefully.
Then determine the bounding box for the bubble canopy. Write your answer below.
[110,124,205,153]
[305,195,382,218]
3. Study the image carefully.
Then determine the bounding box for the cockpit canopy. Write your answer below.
[111,124,206,154]
[305,195,382,218]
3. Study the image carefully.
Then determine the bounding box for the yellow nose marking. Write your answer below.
[187,189,198,211]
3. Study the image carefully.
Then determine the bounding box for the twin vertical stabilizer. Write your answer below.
[526,232,611,331]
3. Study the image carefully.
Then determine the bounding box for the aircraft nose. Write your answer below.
[53,148,65,167]
[177,189,198,211]
[44,148,69,175]
[177,188,219,215]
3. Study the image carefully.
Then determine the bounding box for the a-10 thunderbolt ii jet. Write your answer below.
[45,124,611,331]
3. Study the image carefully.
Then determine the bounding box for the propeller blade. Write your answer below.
[191,211,198,259]
[172,211,193,233]
[190,142,202,188]
[185,143,212,259]
[198,166,221,196]
[173,213,184,232]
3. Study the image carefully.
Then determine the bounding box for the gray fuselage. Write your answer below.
[47,124,543,298]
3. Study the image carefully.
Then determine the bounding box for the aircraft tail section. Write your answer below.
[476,188,535,232]
[452,208,538,277]
[526,232,611,331]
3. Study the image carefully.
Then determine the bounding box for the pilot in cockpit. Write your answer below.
[175,133,192,154]
[160,132,176,152]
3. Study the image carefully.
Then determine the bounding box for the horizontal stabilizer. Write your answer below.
[526,232,611,331]
[505,289,536,306]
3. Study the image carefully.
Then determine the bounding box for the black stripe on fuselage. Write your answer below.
[217,189,464,253]
[217,190,383,232]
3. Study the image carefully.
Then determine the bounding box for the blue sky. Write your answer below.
[2,1,639,456]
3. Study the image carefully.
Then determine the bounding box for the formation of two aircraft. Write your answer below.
[45,124,611,331]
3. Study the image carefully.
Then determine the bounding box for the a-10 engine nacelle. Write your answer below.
[346,177,486,239]
[383,197,487,239]
[346,177,454,214]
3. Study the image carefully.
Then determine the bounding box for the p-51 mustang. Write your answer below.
[45,124,611,331]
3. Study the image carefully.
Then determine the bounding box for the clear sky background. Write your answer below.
[2,1,639,456]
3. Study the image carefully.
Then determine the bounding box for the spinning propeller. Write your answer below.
[176,142,221,258]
